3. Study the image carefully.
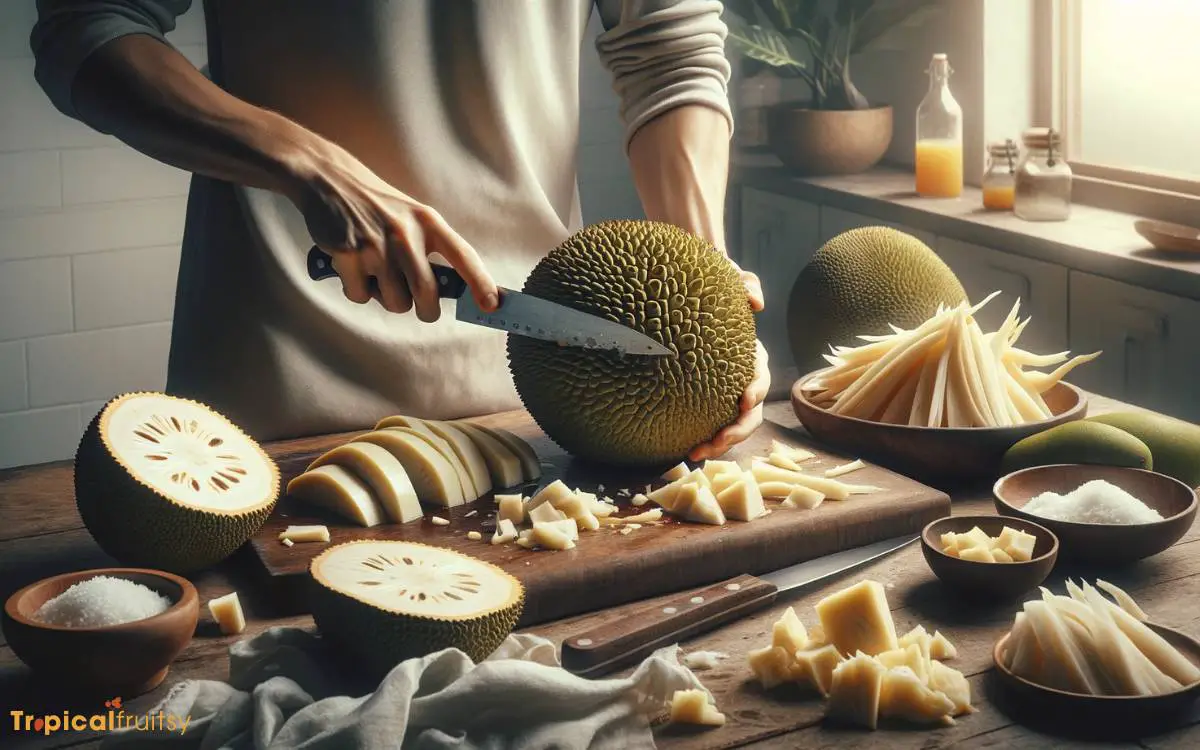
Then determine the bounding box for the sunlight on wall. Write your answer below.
[1079,0,1200,178]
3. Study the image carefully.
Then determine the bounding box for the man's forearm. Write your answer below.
[627,105,732,253]
[72,34,325,201]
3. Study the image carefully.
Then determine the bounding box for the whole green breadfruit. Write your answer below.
[507,220,758,467]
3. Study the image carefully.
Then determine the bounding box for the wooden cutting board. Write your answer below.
[247,406,950,626]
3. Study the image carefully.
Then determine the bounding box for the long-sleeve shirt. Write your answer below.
[30,0,733,441]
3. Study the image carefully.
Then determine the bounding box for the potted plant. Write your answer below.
[723,0,942,175]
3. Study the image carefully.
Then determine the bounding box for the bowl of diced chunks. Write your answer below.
[920,515,1058,599]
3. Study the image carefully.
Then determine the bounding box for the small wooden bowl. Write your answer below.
[2,568,199,697]
[993,623,1200,735]
[791,371,1087,484]
[1135,219,1200,254]
[921,515,1058,600]
[994,464,1198,565]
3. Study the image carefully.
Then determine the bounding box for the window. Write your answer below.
[1044,0,1200,218]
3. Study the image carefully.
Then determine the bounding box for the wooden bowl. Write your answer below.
[993,623,1200,735]
[790,371,1087,484]
[994,464,1198,565]
[1135,219,1200,254]
[2,568,198,697]
[921,515,1058,600]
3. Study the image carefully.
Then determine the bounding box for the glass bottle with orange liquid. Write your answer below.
[915,53,963,198]
[982,140,1018,210]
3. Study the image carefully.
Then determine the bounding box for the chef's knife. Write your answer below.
[306,246,672,356]
[560,533,919,677]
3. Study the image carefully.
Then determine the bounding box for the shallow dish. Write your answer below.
[2,568,198,696]
[921,515,1058,599]
[1135,219,1200,254]
[790,371,1087,485]
[993,464,1198,565]
[993,623,1200,736]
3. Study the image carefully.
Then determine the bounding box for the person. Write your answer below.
[31,0,769,462]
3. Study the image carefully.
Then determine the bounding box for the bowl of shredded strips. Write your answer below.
[2,568,198,696]
[993,465,1198,564]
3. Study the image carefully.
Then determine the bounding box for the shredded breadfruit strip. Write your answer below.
[1005,361,1053,418]
[907,337,945,426]
[1021,352,1102,394]
[878,361,923,424]
[599,508,665,526]
[927,316,956,427]
[825,459,866,478]
[1008,349,1071,368]
[958,318,996,426]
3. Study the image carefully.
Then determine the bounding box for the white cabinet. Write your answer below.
[819,206,937,248]
[1068,272,1200,422]
[936,238,1069,355]
[737,188,821,397]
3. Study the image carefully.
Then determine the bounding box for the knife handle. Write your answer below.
[560,574,778,678]
[305,246,468,299]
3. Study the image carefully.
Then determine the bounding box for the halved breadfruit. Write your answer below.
[422,421,493,498]
[458,422,541,482]
[306,442,422,523]
[353,429,467,507]
[309,540,524,674]
[287,465,387,527]
[442,422,524,489]
[73,392,279,572]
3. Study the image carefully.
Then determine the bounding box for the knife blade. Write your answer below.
[559,533,919,677]
[306,246,672,356]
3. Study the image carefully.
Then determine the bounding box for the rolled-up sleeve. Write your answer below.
[594,0,733,153]
[30,0,192,119]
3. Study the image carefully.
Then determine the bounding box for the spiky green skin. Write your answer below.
[788,226,967,374]
[1087,412,1200,488]
[507,220,758,467]
[1001,421,1153,475]
[308,577,524,675]
[73,399,278,574]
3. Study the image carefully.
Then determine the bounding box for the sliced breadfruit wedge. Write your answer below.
[353,429,467,507]
[421,420,493,498]
[447,421,524,488]
[74,391,280,573]
[457,421,541,483]
[309,540,524,674]
[306,441,422,523]
[375,426,473,501]
[287,464,387,527]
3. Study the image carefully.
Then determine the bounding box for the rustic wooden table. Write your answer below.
[2,396,1198,749]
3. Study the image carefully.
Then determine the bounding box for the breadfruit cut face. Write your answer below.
[507,220,758,467]
[309,540,524,672]
[74,392,280,573]
[787,227,967,374]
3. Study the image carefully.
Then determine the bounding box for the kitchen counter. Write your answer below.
[733,158,1200,303]
[3,397,1199,749]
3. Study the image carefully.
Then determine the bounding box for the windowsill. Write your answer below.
[731,153,1200,302]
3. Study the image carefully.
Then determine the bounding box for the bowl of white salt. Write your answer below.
[994,465,1198,565]
[2,568,198,696]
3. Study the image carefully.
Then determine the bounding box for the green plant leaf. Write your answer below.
[725,21,807,71]
[852,0,943,53]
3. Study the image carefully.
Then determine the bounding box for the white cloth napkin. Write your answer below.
[101,627,705,749]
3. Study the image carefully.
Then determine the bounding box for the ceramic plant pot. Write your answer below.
[768,104,894,176]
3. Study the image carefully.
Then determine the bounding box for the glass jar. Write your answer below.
[1014,128,1072,221]
[982,140,1018,211]
[915,53,964,198]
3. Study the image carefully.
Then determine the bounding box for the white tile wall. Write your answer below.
[0,4,644,468]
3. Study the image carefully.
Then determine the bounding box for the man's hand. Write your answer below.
[292,144,499,321]
[689,266,770,462]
